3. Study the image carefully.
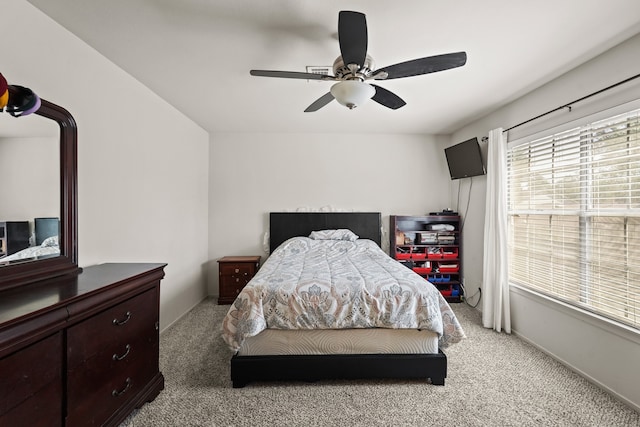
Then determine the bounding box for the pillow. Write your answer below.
[41,235,59,247]
[309,229,359,242]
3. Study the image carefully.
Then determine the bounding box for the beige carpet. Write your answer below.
[121,298,640,426]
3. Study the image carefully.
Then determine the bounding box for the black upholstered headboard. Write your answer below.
[35,217,59,246]
[269,212,382,253]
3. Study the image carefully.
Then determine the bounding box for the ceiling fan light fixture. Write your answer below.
[330,80,375,109]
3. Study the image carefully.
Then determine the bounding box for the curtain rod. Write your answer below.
[501,72,640,133]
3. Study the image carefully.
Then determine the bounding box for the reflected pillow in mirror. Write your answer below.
[41,235,59,247]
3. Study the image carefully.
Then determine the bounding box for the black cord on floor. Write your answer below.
[460,282,481,308]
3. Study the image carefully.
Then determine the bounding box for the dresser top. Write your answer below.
[0,263,166,325]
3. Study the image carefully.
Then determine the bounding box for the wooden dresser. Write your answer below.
[0,263,166,427]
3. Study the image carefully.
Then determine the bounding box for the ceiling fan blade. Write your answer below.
[377,52,467,80]
[304,92,335,112]
[338,11,368,68]
[371,85,406,110]
[250,70,333,80]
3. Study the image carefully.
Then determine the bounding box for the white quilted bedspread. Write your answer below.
[222,237,466,352]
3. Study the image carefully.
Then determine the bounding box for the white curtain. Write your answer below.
[482,128,511,333]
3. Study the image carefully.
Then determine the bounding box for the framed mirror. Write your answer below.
[0,86,80,290]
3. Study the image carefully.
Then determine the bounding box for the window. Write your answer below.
[507,107,640,328]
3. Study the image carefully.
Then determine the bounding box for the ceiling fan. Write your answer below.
[250,10,467,112]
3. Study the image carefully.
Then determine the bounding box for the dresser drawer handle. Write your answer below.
[112,344,131,361]
[234,268,240,273]
[112,377,132,397]
[112,311,132,326]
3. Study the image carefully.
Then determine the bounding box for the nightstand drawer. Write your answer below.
[219,276,248,300]
[220,263,255,277]
[217,256,260,304]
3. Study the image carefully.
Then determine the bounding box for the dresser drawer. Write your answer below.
[66,288,159,426]
[67,288,158,368]
[0,332,62,426]
[66,342,157,426]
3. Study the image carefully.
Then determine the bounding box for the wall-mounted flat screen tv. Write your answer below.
[444,137,486,180]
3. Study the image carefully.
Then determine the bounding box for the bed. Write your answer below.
[222,212,466,387]
[0,217,60,264]
[0,235,59,264]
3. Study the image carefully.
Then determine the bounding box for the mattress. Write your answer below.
[237,328,440,356]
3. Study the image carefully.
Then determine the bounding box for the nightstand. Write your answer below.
[217,256,261,304]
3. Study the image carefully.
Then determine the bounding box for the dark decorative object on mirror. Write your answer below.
[0,86,80,291]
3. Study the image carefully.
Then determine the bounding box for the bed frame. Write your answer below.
[230,212,448,387]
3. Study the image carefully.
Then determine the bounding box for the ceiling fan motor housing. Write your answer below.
[333,55,375,80]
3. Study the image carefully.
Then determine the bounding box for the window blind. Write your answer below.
[507,108,640,328]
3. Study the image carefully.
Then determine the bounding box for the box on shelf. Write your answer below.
[438,263,459,273]
[427,274,451,283]
[416,232,438,244]
[440,288,453,297]
[427,247,443,259]
[437,232,456,244]
[412,261,432,275]
[442,248,459,259]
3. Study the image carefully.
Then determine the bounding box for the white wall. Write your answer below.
[0,136,58,221]
[2,1,210,330]
[450,32,640,410]
[207,132,452,295]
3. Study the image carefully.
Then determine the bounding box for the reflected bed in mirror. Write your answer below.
[0,113,60,266]
[0,219,60,265]
[0,86,79,290]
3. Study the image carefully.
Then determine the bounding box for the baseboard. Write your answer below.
[159,295,209,334]
[511,328,640,413]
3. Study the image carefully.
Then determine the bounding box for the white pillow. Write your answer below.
[41,235,59,247]
[309,229,359,242]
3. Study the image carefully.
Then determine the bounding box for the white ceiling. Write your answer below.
[26,0,640,135]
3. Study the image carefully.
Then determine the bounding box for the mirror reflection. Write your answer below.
[0,112,60,266]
